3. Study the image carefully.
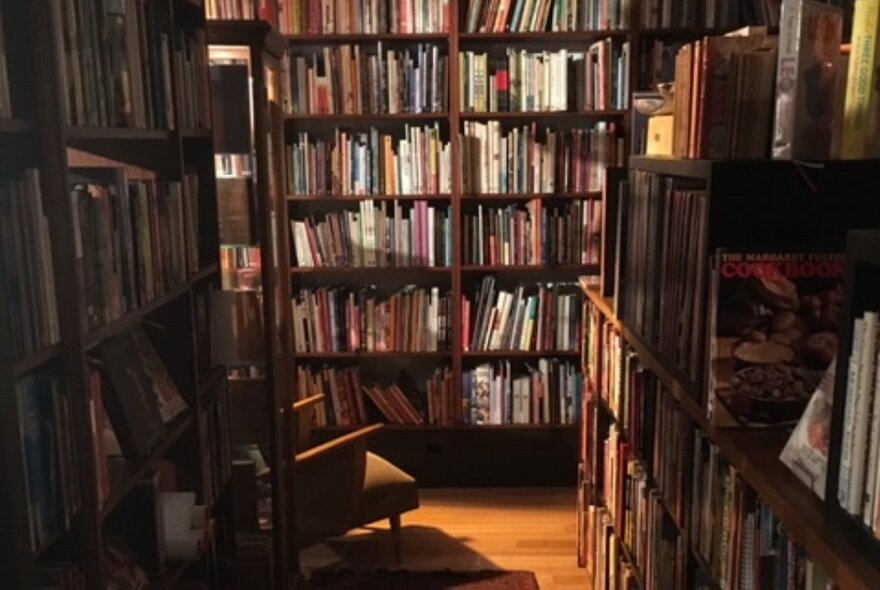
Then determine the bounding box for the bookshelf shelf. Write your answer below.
[0,118,34,134]
[64,126,172,142]
[462,264,599,273]
[316,423,577,432]
[286,112,450,122]
[99,414,195,521]
[460,110,627,121]
[459,30,630,41]
[690,546,722,590]
[580,283,880,590]
[11,344,62,378]
[286,32,450,43]
[290,266,452,275]
[147,561,190,590]
[84,264,219,351]
[293,351,452,360]
[461,192,603,200]
[33,529,67,560]
[628,156,713,180]
[180,128,212,139]
[288,193,453,201]
[462,350,580,359]
[637,26,737,38]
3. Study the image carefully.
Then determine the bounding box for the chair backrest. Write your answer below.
[292,394,324,452]
[290,394,383,548]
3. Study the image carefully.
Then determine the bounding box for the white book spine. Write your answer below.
[849,311,878,515]
[866,342,880,526]
[840,317,865,510]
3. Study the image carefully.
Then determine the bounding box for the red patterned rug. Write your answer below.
[303,569,540,589]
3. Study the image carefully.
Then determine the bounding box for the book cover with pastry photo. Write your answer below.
[706,250,844,427]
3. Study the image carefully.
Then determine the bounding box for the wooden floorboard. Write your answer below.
[307,488,590,590]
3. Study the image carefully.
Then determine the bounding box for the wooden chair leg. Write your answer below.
[389,514,402,565]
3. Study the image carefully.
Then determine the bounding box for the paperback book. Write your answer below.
[706,250,844,427]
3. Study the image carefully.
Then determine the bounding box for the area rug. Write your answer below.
[302,569,540,589]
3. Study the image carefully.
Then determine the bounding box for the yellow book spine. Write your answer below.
[841,0,880,159]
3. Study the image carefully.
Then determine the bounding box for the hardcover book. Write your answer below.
[706,251,844,427]
[771,0,844,160]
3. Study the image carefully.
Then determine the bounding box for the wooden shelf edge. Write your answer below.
[459,30,629,40]
[462,350,580,358]
[11,344,63,378]
[690,545,722,590]
[100,414,195,521]
[288,193,452,201]
[286,32,450,43]
[461,192,603,200]
[315,423,577,432]
[461,264,599,273]
[85,265,218,350]
[290,265,452,274]
[148,560,190,590]
[285,112,449,121]
[293,351,452,359]
[461,110,627,120]
[65,126,172,141]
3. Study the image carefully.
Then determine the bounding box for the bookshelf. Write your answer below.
[578,156,880,590]
[0,0,231,588]
[206,18,296,588]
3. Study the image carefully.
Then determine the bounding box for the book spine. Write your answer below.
[841,0,880,159]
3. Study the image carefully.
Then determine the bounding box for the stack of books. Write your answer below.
[220,246,261,291]
[639,0,781,29]
[174,31,212,131]
[463,0,630,33]
[278,0,451,34]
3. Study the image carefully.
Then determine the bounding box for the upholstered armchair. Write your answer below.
[291,394,419,562]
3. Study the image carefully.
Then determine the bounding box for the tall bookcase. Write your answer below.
[206,19,297,588]
[276,1,775,488]
[579,158,880,590]
[0,0,232,588]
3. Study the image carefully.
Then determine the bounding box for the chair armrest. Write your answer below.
[295,423,384,464]
[292,393,325,413]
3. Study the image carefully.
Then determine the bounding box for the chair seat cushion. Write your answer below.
[352,452,419,527]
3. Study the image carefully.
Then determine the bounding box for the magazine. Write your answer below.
[706,250,843,427]
[780,360,836,499]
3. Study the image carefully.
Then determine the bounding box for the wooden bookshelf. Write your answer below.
[0,1,229,588]
[581,284,880,590]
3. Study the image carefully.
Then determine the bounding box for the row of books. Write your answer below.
[461,199,602,267]
[278,0,451,34]
[463,0,630,33]
[0,170,60,358]
[459,43,629,113]
[639,0,778,29]
[290,200,453,268]
[837,309,880,535]
[206,0,262,20]
[671,30,779,160]
[295,365,434,426]
[616,170,707,384]
[70,167,201,331]
[174,31,212,131]
[583,505,642,590]
[291,285,453,352]
[33,563,84,590]
[461,122,624,194]
[0,6,9,117]
[691,435,833,589]
[55,0,176,129]
[465,358,582,425]
[601,424,684,590]
[464,277,581,352]
[16,376,81,553]
[283,44,448,115]
[286,125,451,196]
[220,245,261,291]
